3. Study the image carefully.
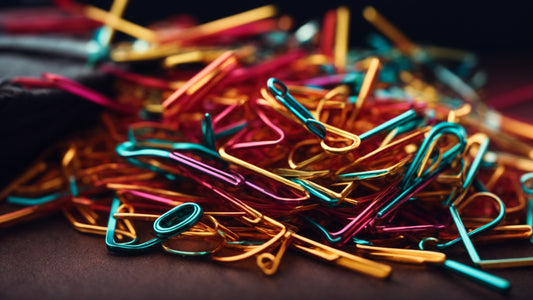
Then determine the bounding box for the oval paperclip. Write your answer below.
[267,77,327,139]
[106,196,203,254]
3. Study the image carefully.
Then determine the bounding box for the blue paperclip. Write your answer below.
[267,78,327,139]
[106,196,203,254]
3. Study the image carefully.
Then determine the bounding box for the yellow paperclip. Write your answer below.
[355,244,446,264]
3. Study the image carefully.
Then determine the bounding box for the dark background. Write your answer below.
[1,0,533,52]
[1,1,533,299]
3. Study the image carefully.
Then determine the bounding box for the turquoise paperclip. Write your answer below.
[106,196,203,254]
[377,122,467,218]
[267,78,327,139]
[418,193,512,293]
[520,172,533,243]
[202,112,248,151]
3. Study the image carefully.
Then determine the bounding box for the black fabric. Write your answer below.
[0,50,110,187]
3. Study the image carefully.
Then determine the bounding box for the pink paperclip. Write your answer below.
[485,82,533,111]
[0,6,99,34]
[228,103,285,150]
[14,74,136,114]
[99,64,178,90]
[315,173,437,246]
[227,50,306,84]
[43,73,137,115]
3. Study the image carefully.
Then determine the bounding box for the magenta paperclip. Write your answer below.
[13,73,136,114]
[99,64,177,90]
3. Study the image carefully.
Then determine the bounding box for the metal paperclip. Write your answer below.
[106,196,203,254]
[291,232,392,279]
[267,77,327,139]
[521,172,533,243]
[445,133,489,207]
[162,51,239,117]
[376,122,467,219]
[347,57,381,125]
[443,191,533,271]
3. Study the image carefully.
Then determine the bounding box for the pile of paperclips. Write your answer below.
[2,1,533,293]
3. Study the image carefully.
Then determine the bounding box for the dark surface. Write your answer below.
[1,214,533,300]
[1,1,533,299]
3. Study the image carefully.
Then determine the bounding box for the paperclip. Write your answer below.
[14,73,136,114]
[96,0,129,46]
[521,172,533,243]
[347,57,381,125]
[256,231,293,275]
[99,64,181,90]
[161,215,228,256]
[419,192,504,261]
[445,133,489,207]
[0,193,71,228]
[157,5,278,44]
[376,122,467,219]
[362,6,417,55]
[356,244,446,264]
[77,1,157,42]
[162,51,238,116]
[320,9,336,58]
[211,215,287,263]
[363,6,480,103]
[333,6,350,70]
[450,192,533,270]
[106,196,202,254]
[267,78,326,139]
[291,232,392,279]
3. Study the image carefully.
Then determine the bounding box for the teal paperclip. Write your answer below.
[7,193,65,206]
[202,113,216,150]
[441,259,511,293]
[443,134,489,206]
[520,172,533,243]
[106,196,203,254]
[202,113,247,151]
[418,195,505,258]
[377,122,467,218]
[358,109,420,141]
[267,78,327,139]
